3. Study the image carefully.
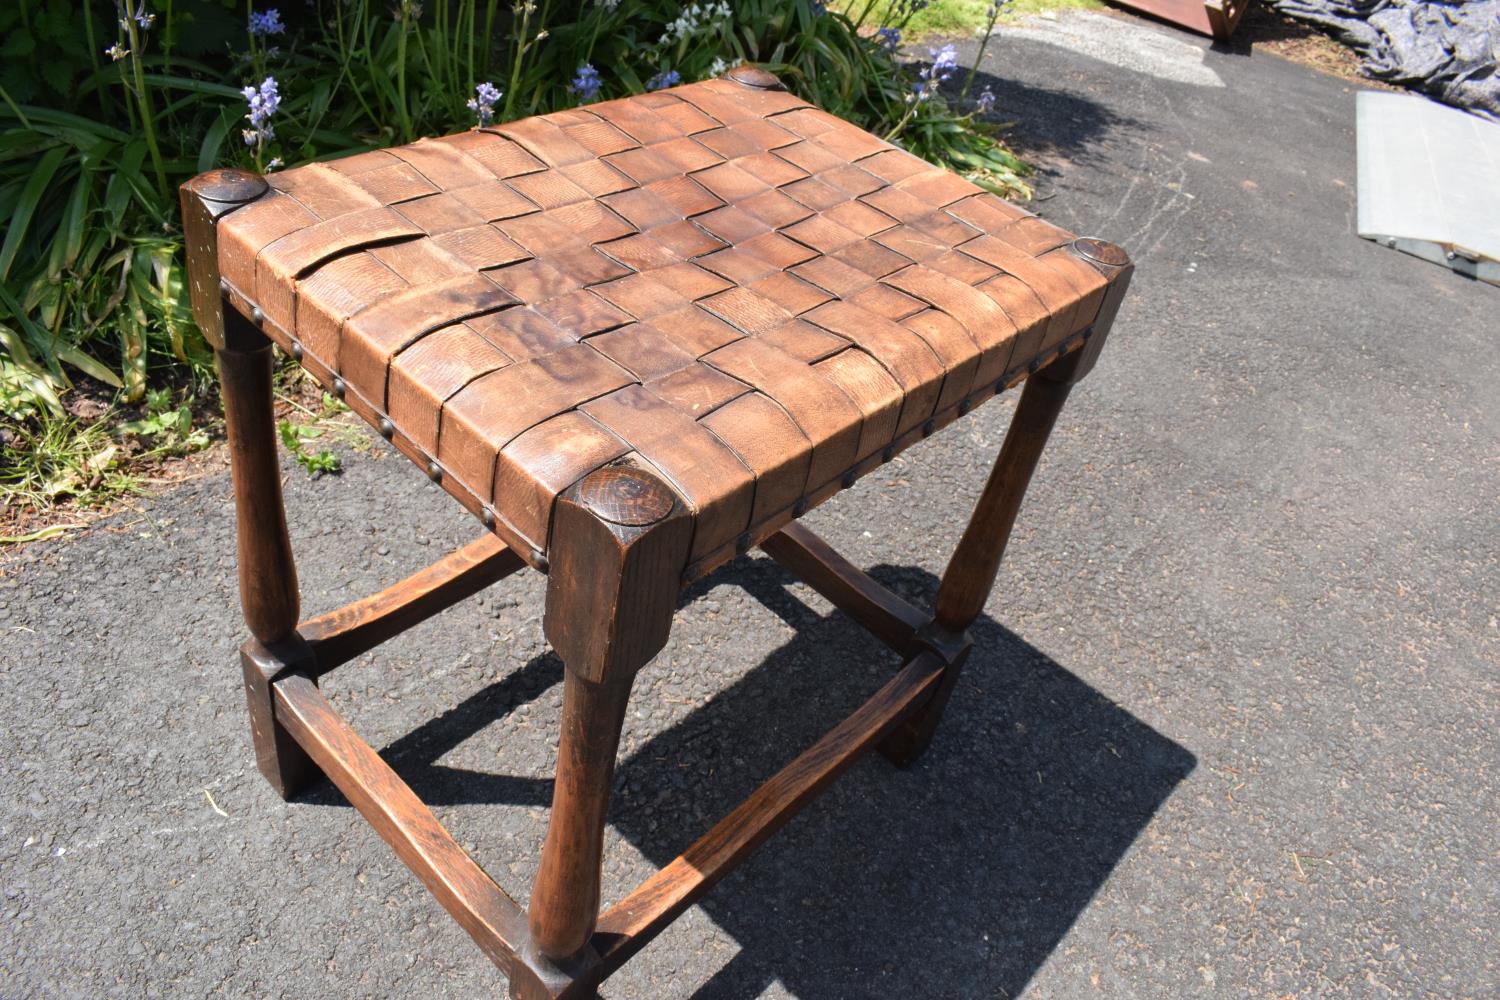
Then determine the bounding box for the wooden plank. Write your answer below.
[591,652,947,975]
[272,673,530,977]
[759,521,929,654]
[1106,0,1246,39]
[298,534,526,674]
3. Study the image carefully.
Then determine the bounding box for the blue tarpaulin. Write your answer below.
[1268,0,1499,120]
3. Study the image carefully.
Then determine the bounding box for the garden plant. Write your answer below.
[0,0,1026,520]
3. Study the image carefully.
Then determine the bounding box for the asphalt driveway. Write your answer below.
[3,13,1496,998]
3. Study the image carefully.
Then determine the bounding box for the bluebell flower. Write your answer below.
[877,27,901,53]
[241,76,280,148]
[119,1,156,29]
[929,44,959,83]
[660,2,732,45]
[570,63,603,102]
[810,1,827,14]
[467,81,503,126]
[646,70,682,91]
[912,43,959,101]
[248,8,285,37]
[976,87,996,115]
[105,42,130,60]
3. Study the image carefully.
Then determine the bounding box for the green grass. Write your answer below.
[0,366,360,544]
[841,0,1104,39]
[0,411,143,516]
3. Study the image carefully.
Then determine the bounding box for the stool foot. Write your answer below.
[507,973,601,1000]
[241,639,321,799]
[879,370,1078,766]
[877,643,971,768]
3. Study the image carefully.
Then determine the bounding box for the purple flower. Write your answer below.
[119,2,156,30]
[241,76,280,148]
[810,0,827,14]
[105,42,130,60]
[976,87,996,115]
[248,8,285,37]
[877,27,901,53]
[929,44,959,82]
[646,70,681,91]
[570,63,602,102]
[467,81,502,126]
[913,43,959,101]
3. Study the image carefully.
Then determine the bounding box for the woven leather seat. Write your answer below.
[213,68,1109,574]
[185,65,1135,997]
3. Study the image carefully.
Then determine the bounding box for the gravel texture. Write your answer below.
[3,15,1497,999]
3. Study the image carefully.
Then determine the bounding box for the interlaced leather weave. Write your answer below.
[215,75,1109,569]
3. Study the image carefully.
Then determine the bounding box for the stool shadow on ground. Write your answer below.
[303,556,1194,999]
[963,66,1145,173]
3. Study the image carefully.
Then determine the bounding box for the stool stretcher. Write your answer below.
[266,639,946,999]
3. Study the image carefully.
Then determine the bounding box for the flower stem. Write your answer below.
[883,101,917,142]
[396,7,413,142]
[481,0,498,77]
[465,0,476,95]
[123,14,169,197]
[961,4,1005,99]
[503,2,530,121]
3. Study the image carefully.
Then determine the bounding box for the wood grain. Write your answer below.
[592,651,947,974]
[299,533,525,674]
[531,463,691,962]
[273,672,531,979]
[760,521,929,655]
[217,324,300,645]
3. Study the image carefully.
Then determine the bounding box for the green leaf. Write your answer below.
[0,31,36,59]
[4,104,129,143]
[54,341,123,387]
[139,74,245,100]
[0,281,62,376]
[0,321,64,414]
[197,108,232,173]
[0,143,67,280]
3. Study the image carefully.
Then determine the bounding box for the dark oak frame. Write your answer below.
[182,171,1132,999]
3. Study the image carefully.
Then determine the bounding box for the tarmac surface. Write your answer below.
[3,12,1497,999]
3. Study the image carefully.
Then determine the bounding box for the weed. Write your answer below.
[278,420,342,478]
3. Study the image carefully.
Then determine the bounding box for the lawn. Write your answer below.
[840,0,1105,40]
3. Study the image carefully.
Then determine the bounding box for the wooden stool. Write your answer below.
[181,65,1131,998]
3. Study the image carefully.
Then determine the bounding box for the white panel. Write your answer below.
[1357,90,1500,286]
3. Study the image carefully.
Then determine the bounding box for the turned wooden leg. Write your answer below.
[880,238,1134,767]
[182,170,318,798]
[527,464,692,968]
